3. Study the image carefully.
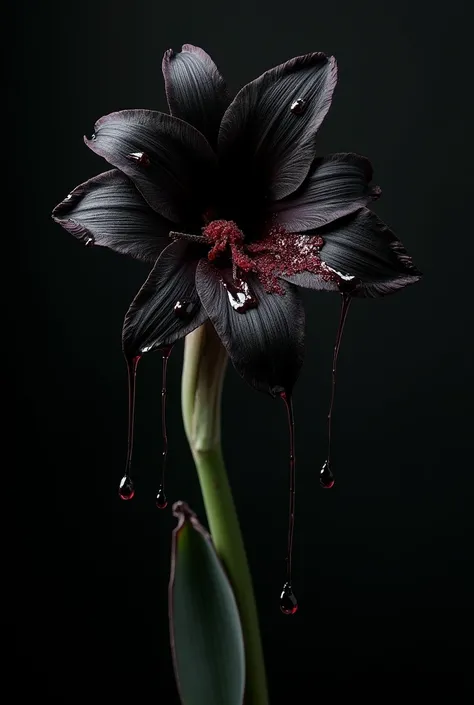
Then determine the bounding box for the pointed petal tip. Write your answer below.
[219,50,339,201]
[122,240,208,358]
[390,239,423,278]
[162,43,229,146]
[52,170,172,260]
[288,208,422,298]
[172,500,200,527]
[51,201,65,222]
[171,500,212,542]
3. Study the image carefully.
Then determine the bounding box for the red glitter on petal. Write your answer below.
[201,220,349,295]
[246,225,337,294]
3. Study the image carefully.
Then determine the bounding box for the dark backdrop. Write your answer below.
[8,0,473,702]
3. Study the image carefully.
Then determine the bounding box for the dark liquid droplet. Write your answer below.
[324,293,352,479]
[281,391,297,597]
[173,300,195,319]
[120,355,140,500]
[127,151,150,166]
[320,460,335,489]
[280,582,298,615]
[118,474,135,500]
[223,276,258,313]
[156,346,172,509]
[156,486,168,509]
[290,98,306,114]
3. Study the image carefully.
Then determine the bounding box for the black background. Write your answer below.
[9,0,473,702]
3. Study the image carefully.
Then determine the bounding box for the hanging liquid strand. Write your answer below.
[119,355,141,500]
[156,346,173,509]
[279,391,298,615]
[321,292,352,488]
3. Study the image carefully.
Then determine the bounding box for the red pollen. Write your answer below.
[202,220,342,295]
[247,225,339,293]
[203,219,255,272]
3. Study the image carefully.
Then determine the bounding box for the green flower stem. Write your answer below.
[182,322,269,705]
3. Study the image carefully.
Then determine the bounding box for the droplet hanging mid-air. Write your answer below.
[320,460,335,489]
[322,292,352,486]
[156,486,168,509]
[119,355,141,500]
[279,581,298,615]
[118,474,135,501]
[156,345,173,509]
[280,391,298,614]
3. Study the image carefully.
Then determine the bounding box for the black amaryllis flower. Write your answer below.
[53,44,422,631]
[52,45,421,398]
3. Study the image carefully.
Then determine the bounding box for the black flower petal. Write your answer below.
[282,208,422,297]
[162,44,230,148]
[122,241,208,358]
[196,260,305,395]
[270,153,380,232]
[218,53,337,202]
[85,110,217,224]
[52,169,170,262]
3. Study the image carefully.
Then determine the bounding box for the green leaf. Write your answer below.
[169,501,245,705]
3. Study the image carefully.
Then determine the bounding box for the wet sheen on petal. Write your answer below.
[196,260,305,395]
[282,208,422,297]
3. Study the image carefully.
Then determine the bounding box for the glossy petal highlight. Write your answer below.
[196,261,305,395]
[283,208,422,297]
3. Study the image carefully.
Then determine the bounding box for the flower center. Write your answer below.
[202,219,255,274]
[201,219,352,295]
